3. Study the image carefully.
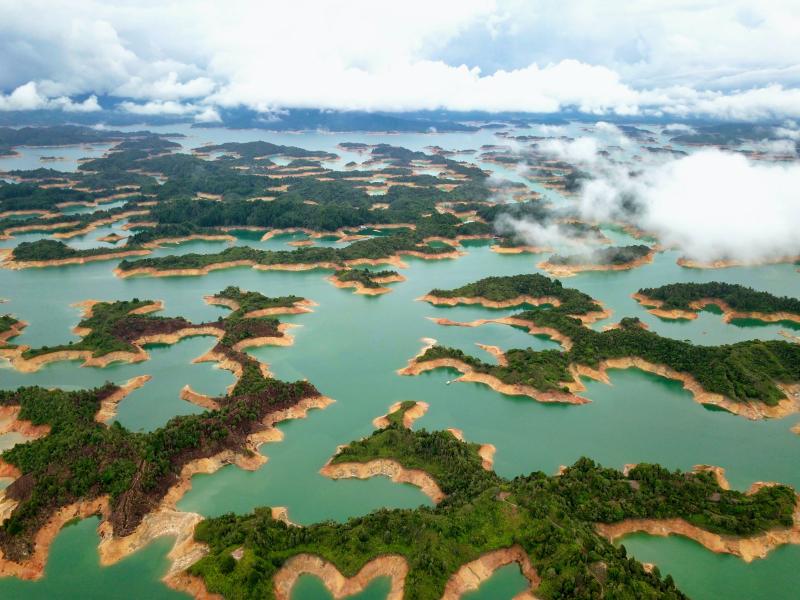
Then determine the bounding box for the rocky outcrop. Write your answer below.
[273,554,408,600]
[320,459,445,504]
[441,545,540,599]
[372,401,429,429]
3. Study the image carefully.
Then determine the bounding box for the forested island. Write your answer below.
[635,282,800,324]
[408,314,800,416]
[0,286,330,575]
[539,245,654,277]
[329,268,405,295]
[0,373,325,570]
[187,413,797,599]
[422,273,607,319]
[115,230,462,277]
[0,290,303,372]
[5,240,150,268]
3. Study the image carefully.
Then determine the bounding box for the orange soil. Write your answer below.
[320,459,445,504]
[397,338,586,406]
[273,554,408,600]
[441,545,540,599]
[596,489,800,562]
[327,273,406,296]
[372,401,429,429]
[677,256,800,269]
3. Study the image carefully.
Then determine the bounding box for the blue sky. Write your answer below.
[1,0,799,120]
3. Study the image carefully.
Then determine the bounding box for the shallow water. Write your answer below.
[0,128,798,599]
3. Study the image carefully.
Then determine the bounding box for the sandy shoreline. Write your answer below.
[0,394,334,582]
[401,337,799,419]
[2,248,151,270]
[570,358,800,420]
[94,375,153,423]
[427,317,574,350]
[274,554,408,600]
[372,401,429,429]
[327,273,406,296]
[677,255,800,269]
[421,296,611,325]
[0,325,226,373]
[115,254,415,278]
[204,295,316,317]
[632,292,800,324]
[596,488,800,562]
[398,338,587,405]
[490,244,552,255]
[320,459,445,504]
[441,545,540,599]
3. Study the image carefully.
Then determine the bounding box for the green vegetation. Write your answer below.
[214,286,304,315]
[11,240,143,262]
[126,223,228,246]
[20,299,198,359]
[189,419,795,599]
[427,274,603,315]
[547,245,652,266]
[0,314,20,339]
[0,375,319,562]
[1,202,147,238]
[637,282,800,316]
[383,400,419,428]
[0,288,319,561]
[333,269,398,289]
[417,315,800,406]
[0,126,174,156]
[198,141,336,162]
[0,183,92,213]
[117,231,454,273]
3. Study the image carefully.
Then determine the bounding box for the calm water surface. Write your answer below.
[0,129,798,599]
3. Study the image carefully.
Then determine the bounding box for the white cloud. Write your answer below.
[538,137,604,166]
[0,1,799,119]
[118,99,219,122]
[0,81,100,112]
[578,149,800,262]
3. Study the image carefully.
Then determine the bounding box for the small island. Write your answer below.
[538,245,655,277]
[420,273,610,323]
[328,268,405,295]
[3,240,149,269]
[634,282,800,324]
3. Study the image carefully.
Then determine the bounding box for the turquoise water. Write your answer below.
[0,130,798,599]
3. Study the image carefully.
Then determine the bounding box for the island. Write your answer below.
[0,289,306,373]
[114,231,462,278]
[634,282,800,324]
[402,314,800,419]
[419,273,610,323]
[538,245,655,277]
[184,410,797,599]
[328,269,405,295]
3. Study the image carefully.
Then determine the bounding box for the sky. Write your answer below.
[1,0,800,120]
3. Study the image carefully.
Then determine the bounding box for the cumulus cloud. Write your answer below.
[1,1,800,119]
[577,149,800,262]
[118,99,220,122]
[0,82,99,112]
